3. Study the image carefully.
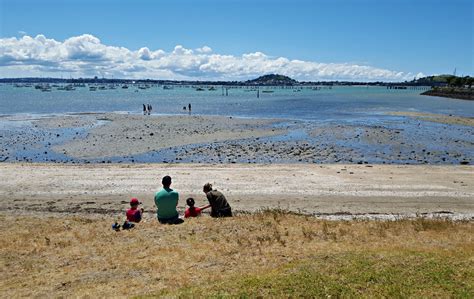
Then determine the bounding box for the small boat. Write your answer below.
[261,90,274,93]
[208,86,216,91]
[122,85,129,89]
[89,86,97,91]
[196,87,205,91]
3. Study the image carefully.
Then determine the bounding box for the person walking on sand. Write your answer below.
[203,183,232,217]
[188,103,192,114]
[143,104,147,115]
[148,104,152,115]
[154,176,183,224]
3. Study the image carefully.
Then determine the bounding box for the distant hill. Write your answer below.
[414,75,473,87]
[246,74,298,85]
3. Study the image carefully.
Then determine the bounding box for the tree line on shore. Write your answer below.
[0,73,472,88]
[415,75,473,88]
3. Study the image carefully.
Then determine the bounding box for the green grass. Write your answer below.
[154,251,473,298]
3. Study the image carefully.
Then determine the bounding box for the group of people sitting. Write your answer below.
[122,175,232,227]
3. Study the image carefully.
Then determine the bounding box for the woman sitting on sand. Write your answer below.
[203,183,232,217]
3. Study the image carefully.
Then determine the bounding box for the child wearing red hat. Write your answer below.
[126,198,144,223]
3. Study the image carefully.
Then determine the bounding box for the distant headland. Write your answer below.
[418,75,473,100]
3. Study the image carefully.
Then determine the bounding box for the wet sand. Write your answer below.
[389,111,474,127]
[1,112,472,164]
[47,114,286,159]
[1,163,472,219]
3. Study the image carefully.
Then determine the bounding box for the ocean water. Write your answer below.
[1,84,473,122]
[1,83,473,164]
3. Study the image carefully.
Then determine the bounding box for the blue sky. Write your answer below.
[0,0,472,80]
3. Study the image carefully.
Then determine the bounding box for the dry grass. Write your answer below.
[0,210,472,298]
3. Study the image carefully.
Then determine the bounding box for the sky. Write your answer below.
[0,0,472,81]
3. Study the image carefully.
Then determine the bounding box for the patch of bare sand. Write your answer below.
[33,115,98,129]
[390,111,474,127]
[0,164,472,218]
[52,114,286,159]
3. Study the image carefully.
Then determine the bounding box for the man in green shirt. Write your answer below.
[154,176,183,224]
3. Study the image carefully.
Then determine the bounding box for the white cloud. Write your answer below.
[0,33,420,81]
[137,47,153,60]
[196,46,212,53]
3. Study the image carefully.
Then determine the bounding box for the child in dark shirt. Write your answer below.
[184,197,210,218]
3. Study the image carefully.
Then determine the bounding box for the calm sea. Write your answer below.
[1,84,472,123]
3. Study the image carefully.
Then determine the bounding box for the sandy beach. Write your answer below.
[1,163,472,219]
[45,114,286,159]
[1,112,473,219]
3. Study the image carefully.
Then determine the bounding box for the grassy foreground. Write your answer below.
[0,211,472,298]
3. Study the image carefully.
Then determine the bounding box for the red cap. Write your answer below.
[130,198,140,205]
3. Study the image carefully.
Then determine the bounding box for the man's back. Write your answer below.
[154,187,179,220]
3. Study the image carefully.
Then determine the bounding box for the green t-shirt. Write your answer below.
[154,187,179,219]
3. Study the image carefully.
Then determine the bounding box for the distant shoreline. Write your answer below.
[0,77,433,87]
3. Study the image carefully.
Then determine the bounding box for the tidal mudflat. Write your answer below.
[0,112,472,164]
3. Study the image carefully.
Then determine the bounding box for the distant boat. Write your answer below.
[196,87,205,91]
[89,86,97,91]
[208,86,216,91]
[261,90,274,93]
[122,85,128,89]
